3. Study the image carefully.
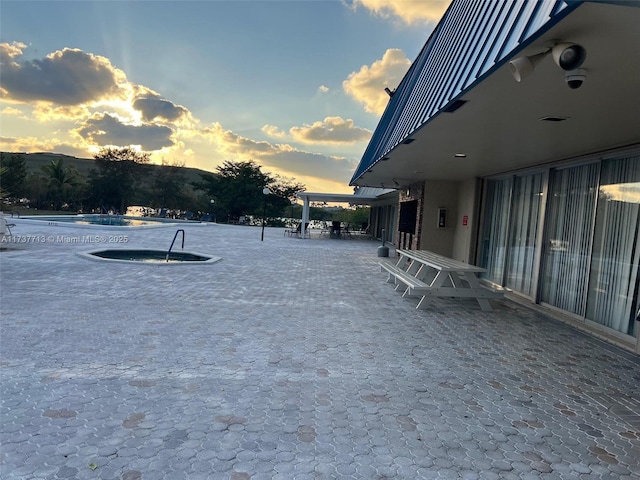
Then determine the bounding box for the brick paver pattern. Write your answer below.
[1,221,639,479]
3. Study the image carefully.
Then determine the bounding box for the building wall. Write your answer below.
[418,180,459,256]
[392,178,478,261]
[452,178,480,264]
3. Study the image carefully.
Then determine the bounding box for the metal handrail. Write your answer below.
[166,229,185,262]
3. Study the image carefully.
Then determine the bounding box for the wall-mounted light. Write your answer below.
[381,157,390,161]
[402,138,415,145]
[384,87,395,97]
[509,42,587,88]
[509,50,549,82]
[453,153,467,158]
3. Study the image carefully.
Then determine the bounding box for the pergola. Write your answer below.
[296,192,381,237]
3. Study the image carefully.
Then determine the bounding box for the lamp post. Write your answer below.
[261,187,271,241]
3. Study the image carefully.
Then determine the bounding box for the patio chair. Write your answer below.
[330,221,342,238]
[285,222,310,238]
[284,223,300,236]
[343,223,354,238]
[0,213,15,237]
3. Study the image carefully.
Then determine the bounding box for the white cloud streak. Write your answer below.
[350,0,450,25]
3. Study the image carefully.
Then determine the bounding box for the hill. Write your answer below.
[2,151,218,213]
[6,151,213,186]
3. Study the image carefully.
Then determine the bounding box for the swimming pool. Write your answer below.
[17,214,188,228]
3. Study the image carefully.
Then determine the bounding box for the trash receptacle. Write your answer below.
[377,229,389,257]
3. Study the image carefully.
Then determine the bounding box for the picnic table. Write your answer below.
[379,249,504,311]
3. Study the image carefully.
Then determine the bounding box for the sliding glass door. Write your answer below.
[479,178,511,285]
[479,155,639,340]
[505,173,544,296]
[539,163,599,315]
[586,156,640,335]
[479,174,543,297]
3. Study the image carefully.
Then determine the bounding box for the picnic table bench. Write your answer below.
[379,249,505,311]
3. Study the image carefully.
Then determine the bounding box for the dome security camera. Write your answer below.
[565,69,587,89]
[552,43,586,71]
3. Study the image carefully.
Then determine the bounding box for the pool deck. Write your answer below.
[1,220,639,479]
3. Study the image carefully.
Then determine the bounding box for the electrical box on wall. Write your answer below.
[438,208,447,228]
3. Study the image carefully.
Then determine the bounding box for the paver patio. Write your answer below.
[1,220,639,479]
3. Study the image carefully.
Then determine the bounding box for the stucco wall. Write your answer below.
[452,178,480,263]
[419,180,459,256]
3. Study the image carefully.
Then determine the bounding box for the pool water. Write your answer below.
[20,214,180,227]
[91,249,210,262]
[80,248,221,265]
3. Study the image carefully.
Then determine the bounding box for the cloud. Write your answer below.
[343,48,411,115]
[262,125,287,139]
[198,122,356,183]
[75,113,174,151]
[0,43,127,106]
[263,117,371,144]
[350,0,450,25]
[132,95,189,122]
[0,135,63,153]
[0,43,359,192]
[0,41,27,61]
[32,104,91,122]
[290,117,371,144]
[1,106,24,117]
[318,85,329,93]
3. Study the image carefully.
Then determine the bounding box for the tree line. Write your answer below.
[1,149,368,226]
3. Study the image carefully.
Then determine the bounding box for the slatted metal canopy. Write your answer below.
[350,0,640,187]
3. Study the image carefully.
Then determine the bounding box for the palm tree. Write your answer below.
[40,159,80,210]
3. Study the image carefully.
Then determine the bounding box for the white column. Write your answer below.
[301,196,310,239]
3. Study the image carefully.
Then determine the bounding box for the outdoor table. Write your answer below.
[380,249,504,311]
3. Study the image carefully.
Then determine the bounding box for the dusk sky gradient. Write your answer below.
[1,0,450,193]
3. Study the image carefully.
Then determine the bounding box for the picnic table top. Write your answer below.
[396,249,486,273]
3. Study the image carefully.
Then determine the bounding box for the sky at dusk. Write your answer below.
[0,0,450,193]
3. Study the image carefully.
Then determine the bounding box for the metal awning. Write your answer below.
[296,190,396,238]
[296,192,380,205]
[350,1,640,187]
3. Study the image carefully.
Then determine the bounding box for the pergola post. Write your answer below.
[301,196,310,239]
